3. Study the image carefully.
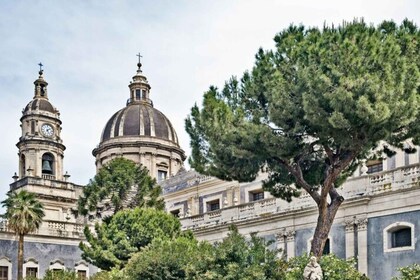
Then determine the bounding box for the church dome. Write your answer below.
[101,102,179,144]
[92,58,185,179]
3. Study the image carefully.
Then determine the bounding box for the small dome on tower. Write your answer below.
[23,99,56,114]
[22,66,59,116]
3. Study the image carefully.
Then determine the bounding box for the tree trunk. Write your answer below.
[311,198,343,258]
[18,234,24,280]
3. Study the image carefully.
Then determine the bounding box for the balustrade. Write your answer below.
[181,164,420,231]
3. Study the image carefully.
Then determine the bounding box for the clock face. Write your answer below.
[41,124,54,137]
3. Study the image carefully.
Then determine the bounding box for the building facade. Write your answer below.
[161,151,420,279]
[0,69,93,279]
[0,63,419,279]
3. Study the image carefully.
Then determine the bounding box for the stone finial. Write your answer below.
[12,172,19,182]
[360,160,368,175]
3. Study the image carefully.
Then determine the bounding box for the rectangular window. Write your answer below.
[157,170,167,182]
[367,160,383,174]
[77,270,87,280]
[0,266,8,280]
[392,228,411,248]
[207,200,220,212]
[170,209,180,217]
[250,191,264,202]
[31,121,35,135]
[26,267,38,277]
[136,89,141,100]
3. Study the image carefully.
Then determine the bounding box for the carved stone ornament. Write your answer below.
[344,219,355,232]
[286,230,296,241]
[275,232,286,243]
[357,218,368,231]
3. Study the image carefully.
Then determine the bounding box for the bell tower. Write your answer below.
[16,65,66,181]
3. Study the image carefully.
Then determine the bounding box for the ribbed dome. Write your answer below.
[23,99,56,114]
[101,102,179,145]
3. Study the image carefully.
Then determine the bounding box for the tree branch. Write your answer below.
[274,157,321,205]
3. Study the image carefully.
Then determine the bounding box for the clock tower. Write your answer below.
[17,67,65,181]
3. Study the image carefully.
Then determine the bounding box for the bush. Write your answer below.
[393,264,420,280]
[40,270,78,280]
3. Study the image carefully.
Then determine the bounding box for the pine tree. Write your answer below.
[186,19,420,257]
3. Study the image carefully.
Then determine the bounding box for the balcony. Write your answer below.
[180,164,420,231]
[0,218,85,239]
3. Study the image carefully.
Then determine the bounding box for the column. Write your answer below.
[275,231,286,259]
[286,230,296,260]
[357,218,368,275]
[344,219,355,259]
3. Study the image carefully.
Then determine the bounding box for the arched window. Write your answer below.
[20,154,26,178]
[42,153,54,175]
[49,259,65,271]
[23,258,39,279]
[307,237,331,255]
[0,257,12,280]
[75,261,89,280]
[383,222,415,252]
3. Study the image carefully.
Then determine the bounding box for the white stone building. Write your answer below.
[0,62,419,280]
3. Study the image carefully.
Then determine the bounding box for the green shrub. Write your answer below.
[393,264,420,280]
[41,270,78,280]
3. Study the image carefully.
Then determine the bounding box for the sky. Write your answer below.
[0,0,419,207]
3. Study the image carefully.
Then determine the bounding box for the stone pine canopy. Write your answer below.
[100,103,179,144]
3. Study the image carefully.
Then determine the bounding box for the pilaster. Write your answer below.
[357,217,368,275]
[286,230,296,260]
[275,231,286,259]
[344,218,355,259]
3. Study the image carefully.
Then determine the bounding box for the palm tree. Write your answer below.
[1,190,45,280]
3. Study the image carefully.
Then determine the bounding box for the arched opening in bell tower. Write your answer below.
[42,153,55,176]
[20,154,26,178]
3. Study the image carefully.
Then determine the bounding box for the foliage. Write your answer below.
[196,225,285,280]
[77,157,164,219]
[121,225,286,280]
[392,263,420,280]
[39,270,78,280]
[1,190,45,280]
[122,236,210,280]
[185,19,420,256]
[80,207,182,270]
[1,190,45,235]
[285,254,368,280]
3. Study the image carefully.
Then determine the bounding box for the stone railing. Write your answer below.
[10,176,76,191]
[42,174,56,180]
[181,164,420,231]
[0,218,85,239]
[9,176,80,201]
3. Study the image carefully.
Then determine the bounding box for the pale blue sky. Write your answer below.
[0,0,419,207]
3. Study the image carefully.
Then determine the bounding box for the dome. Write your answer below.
[23,98,56,114]
[92,58,185,177]
[100,102,179,144]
